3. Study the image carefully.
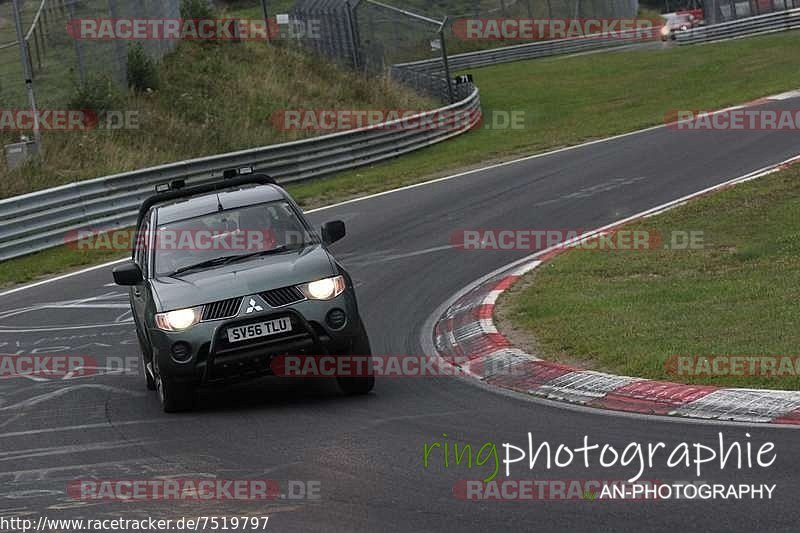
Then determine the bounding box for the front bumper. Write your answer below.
[148,291,361,386]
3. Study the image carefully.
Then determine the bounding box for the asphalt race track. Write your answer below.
[1,96,800,532]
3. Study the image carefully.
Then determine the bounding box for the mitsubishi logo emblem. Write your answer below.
[245,298,263,314]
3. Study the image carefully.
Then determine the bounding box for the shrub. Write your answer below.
[127,43,159,92]
[67,75,124,114]
[181,0,213,19]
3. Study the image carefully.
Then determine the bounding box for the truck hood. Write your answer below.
[151,245,335,311]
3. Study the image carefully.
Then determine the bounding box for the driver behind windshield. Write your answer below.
[154,202,309,277]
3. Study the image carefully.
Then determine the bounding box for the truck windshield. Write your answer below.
[153,201,313,276]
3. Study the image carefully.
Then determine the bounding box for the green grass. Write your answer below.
[288,30,800,205]
[0,0,118,109]
[0,0,433,198]
[0,0,37,107]
[638,6,665,18]
[0,0,39,45]
[224,0,297,18]
[0,245,126,287]
[0,38,433,198]
[2,30,800,288]
[502,165,800,390]
[0,0,295,108]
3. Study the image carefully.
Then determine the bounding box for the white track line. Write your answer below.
[2,88,798,299]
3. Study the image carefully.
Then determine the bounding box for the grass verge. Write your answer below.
[500,165,800,390]
[0,38,432,197]
[2,31,800,288]
[287,30,800,205]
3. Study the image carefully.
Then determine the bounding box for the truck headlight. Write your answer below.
[298,276,346,300]
[155,307,203,331]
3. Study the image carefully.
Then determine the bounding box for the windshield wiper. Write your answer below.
[170,255,239,276]
[170,246,297,276]
[222,245,296,265]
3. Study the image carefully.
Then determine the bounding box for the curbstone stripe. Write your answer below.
[431,129,800,424]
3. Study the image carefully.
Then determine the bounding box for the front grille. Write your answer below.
[202,297,243,321]
[261,286,305,308]
[205,354,276,384]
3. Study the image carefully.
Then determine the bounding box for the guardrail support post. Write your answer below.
[439,17,455,104]
[33,29,42,70]
[67,0,87,86]
[260,0,272,43]
[345,1,363,70]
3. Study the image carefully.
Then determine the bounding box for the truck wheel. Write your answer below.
[336,320,375,395]
[155,359,195,412]
[157,377,195,413]
[137,335,157,391]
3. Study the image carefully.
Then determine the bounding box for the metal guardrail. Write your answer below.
[393,28,657,74]
[0,86,480,261]
[676,8,800,43]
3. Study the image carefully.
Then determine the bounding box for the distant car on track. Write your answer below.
[661,13,695,40]
[113,170,374,412]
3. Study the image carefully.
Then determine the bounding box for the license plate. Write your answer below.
[227,317,292,343]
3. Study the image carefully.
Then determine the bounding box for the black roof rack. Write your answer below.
[135,174,277,232]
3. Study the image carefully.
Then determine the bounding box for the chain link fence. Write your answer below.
[703,0,799,23]
[0,0,35,108]
[0,0,179,109]
[405,0,799,23]
[290,0,640,101]
[370,0,636,18]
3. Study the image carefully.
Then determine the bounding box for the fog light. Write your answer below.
[171,342,192,363]
[326,308,347,330]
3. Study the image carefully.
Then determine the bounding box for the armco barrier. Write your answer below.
[393,27,657,75]
[676,8,800,43]
[0,21,673,264]
[0,86,480,261]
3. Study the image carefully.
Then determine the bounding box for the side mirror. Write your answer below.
[322,220,346,245]
[113,260,143,286]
